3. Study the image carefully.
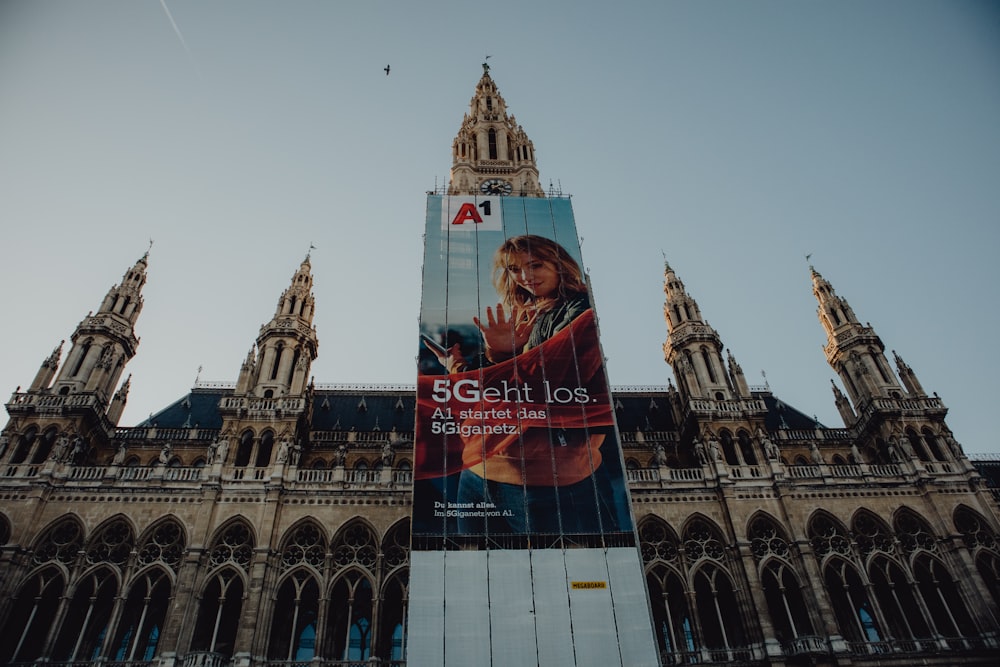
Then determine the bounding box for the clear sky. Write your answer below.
[1,1,998,454]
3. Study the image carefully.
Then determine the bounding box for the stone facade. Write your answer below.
[1,68,999,667]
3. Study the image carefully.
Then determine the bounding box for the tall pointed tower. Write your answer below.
[812,266,961,465]
[3,252,147,463]
[661,259,766,464]
[218,255,318,468]
[447,62,544,198]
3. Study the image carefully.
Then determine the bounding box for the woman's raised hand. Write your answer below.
[474,303,538,358]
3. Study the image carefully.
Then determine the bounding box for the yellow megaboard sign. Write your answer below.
[571,581,608,590]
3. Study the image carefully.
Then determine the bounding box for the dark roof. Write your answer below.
[135,385,824,435]
[137,388,226,429]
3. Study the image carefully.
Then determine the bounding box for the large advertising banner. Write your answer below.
[413,195,634,545]
[409,195,659,666]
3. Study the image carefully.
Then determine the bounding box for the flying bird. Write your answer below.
[384,65,390,75]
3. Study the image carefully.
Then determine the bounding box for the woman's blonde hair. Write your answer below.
[492,235,586,307]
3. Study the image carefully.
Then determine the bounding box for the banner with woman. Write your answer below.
[413,195,634,546]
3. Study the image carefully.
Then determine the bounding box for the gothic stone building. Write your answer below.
[1,69,999,667]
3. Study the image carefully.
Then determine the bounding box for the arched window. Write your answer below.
[256,431,275,467]
[868,555,928,639]
[487,128,498,159]
[190,568,245,658]
[748,515,814,643]
[823,559,881,643]
[111,568,172,661]
[912,555,974,638]
[85,516,134,568]
[324,522,379,660]
[9,426,38,464]
[954,507,1000,607]
[693,565,746,652]
[31,427,58,464]
[52,567,118,660]
[268,571,320,660]
[737,430,757,465]
[326,572,374,660]
[137,518,185,572]
[193,521,254,657]
[270,344,284,381]
[377,521,410,661]
[905,428,930,462]
[647,565,695,659]
[0,568,65,663]
[869,348,891,383]
[701,347,717,383]
[32,515,85,566]
[71,341,92,377]
[718,431,739,466]
[921,428,945,462]
[234,430,254,467]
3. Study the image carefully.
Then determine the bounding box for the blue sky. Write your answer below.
[1,1,998,454]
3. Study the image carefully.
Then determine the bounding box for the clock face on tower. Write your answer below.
[480,178,513,196]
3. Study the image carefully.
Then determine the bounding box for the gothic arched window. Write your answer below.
[235,430,254,467]
[488,128,498,159]
[9,426,37,464]
[31,426,58,464]
[32,515,84,566]
[256,430,275,467]
[190,567,245,658]
[748,515,814,643]
[52,566,118,661]
[86,516,134,568]
[137,518,185,571]
[0,568,64,663]
[954,506,1000,607]
[111,567,172,661]
[268,570,321,661]
[376,521,411,661]
[737,430,757,465]
[323,521,379,660]
[719,430,739,466]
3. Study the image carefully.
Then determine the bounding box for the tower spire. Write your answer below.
[245,256,319,398]
[448,67,545,198]
[51,252,147,402]
[811,266,906,407]
[662,261,738,400]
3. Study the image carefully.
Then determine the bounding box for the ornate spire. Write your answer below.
[661,260,732,400]
[448,67,545,198]
[245,257,319,398]
[811,266,904,407]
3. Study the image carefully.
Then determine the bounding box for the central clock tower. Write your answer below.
[447,63,545,197]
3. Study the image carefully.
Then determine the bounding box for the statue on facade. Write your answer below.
[757,428,778,460]
[708,436,723,462]
[333,444,347,468]
[850,443,863,465]
[652,443,667,467]
[694,439,707,465]
[51,433,71,462]
[944,432,962,458]
[112,444,127,465]
[276,439,291,464]
[381,441,395,467]
[215,437,229,464]
[69,436,86,464]
[158,442,172,465]
[290,441,301,466]
[892,434,913,459]
[809,442,824,465]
